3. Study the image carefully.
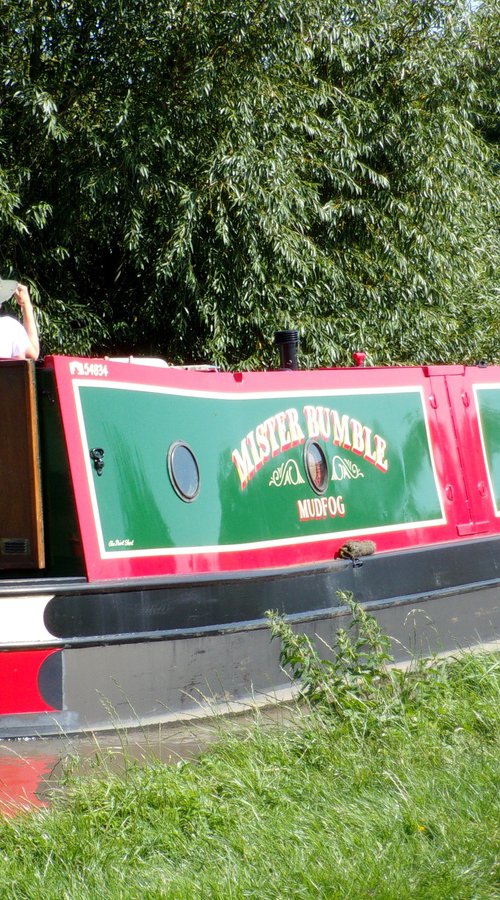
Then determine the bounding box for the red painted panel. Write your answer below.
[45,355,500,582]
[0,649,61,714]
[445,367,500,535]
[424,372,473,533]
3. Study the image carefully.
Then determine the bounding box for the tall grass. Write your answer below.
[0,598,498,899]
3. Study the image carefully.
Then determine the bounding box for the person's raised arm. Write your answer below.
[15,284,40,360]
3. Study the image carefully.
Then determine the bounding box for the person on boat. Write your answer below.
[0,284,40,360]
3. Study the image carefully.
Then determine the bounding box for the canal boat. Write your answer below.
[1,338,499,736]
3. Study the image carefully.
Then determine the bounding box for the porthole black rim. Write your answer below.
[167,441,200,502]
[303,439,329,495]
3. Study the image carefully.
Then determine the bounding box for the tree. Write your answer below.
[0,0,498,366]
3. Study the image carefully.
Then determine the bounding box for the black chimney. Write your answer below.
[274,329,299,370]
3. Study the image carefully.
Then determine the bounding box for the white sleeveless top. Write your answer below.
[0,315,29,358]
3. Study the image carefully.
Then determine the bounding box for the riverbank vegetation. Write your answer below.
[0,1,499,366]
[0,600,498,898]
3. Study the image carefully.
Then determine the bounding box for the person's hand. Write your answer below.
[14,284,31,308]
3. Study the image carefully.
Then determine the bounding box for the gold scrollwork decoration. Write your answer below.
[269,459,305,487]
[331,455,364,481]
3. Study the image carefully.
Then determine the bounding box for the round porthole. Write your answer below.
[167,442,200,501]
[304,440,329,494]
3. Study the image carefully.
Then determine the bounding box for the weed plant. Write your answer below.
[267,592,463,738]
[0,598,498,899]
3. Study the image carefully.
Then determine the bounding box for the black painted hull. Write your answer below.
[1,537,499,737]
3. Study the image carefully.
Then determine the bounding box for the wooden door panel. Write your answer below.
[0,361,45,569]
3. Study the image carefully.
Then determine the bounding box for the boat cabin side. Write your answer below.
[2,356,500,584]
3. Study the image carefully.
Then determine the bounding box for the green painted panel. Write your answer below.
[475,387,500,513]
[77,385,443,552]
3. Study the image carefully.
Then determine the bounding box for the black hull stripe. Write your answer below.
[38,537,500,643]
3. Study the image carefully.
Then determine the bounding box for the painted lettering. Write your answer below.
[265,416,281,456]
[374,434,388,472]
[275,411,291,451]
[286,407,306,447]
[303,405,320,438]
[331,410,351,449]
[231,440,255,490]
[318,406,331,441]
[362,426,377,465]
[350,418,365,456]
[232,403,389,489]
[232,408,306,488]
[297,495,345,521]
[255,421,271,463]
[246,430,263,472]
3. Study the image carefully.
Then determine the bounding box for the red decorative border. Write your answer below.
[47,357,500,582]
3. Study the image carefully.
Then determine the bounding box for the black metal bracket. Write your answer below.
[89,447,105,476]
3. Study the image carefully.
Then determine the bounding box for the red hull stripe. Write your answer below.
[0,649,62,714]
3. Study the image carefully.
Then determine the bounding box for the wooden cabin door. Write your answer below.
[0,360,45,569]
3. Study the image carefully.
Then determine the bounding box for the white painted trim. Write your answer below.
[72,379,425,402]
[0,595,59,646]
[71,380,445,560]
[99,516,446,559]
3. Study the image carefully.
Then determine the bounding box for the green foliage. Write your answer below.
[0,650,498,897]
[469,0,500,148]
[267,592,399,728]
[266,593,484,738]
[0,0,498,364]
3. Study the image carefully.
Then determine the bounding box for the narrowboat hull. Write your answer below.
[1,356,499,736]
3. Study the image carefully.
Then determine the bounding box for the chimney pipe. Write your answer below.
[274,329,299,370]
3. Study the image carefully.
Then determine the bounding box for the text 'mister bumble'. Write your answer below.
[231,404,389,490]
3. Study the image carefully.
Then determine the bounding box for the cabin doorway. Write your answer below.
[0,360,45,569]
